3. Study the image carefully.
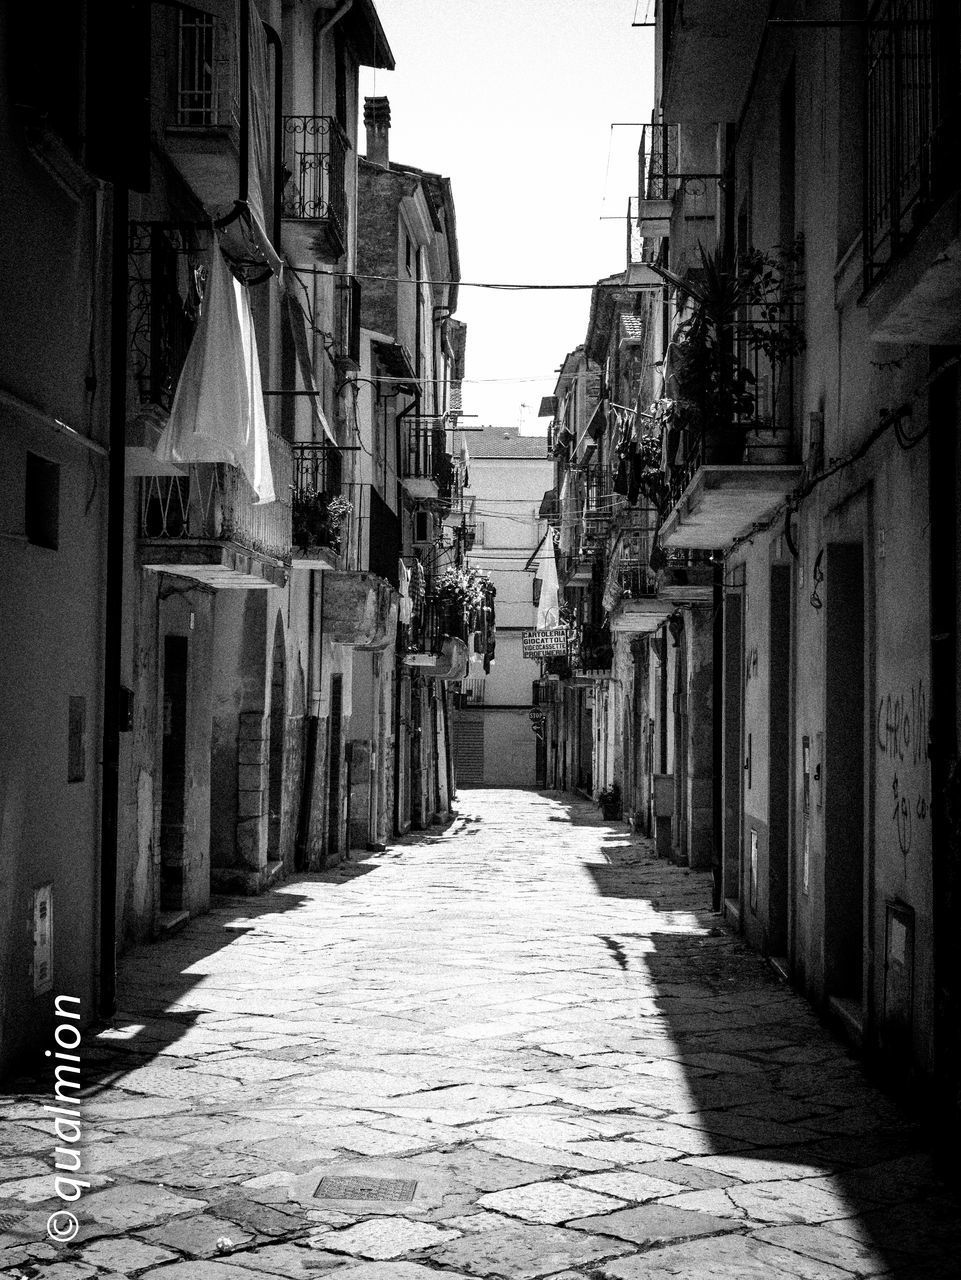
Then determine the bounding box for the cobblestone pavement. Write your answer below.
[2,790,960,1279]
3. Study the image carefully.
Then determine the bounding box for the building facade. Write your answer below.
[0,1,472,1078]
[537,0,961,1133]
[452,427,553,788]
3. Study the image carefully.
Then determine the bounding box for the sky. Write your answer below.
[358,0,655,432]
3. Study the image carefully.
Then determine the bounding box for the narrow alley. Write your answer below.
[2,791,959,1279]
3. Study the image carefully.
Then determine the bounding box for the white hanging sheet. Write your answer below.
[155,238,275,504]
[535,540,561,630]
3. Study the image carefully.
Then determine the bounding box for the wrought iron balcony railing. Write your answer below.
[865,0,960,288]
[128,222,204,413]
[406,593,446,658]
[405,422,441,482]
[291,442,346,554]
[639,123,680,202]
[665,422,801,513]
[619,560,659,599]
[281,115,349,258]
[576,621,613,673]
[140,431,293,562]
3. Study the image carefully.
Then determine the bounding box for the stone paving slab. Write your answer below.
[2,790,959,1279]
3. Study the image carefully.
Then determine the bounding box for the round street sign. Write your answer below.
[528,708,545,721]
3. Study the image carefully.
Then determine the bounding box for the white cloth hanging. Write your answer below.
[397,558,413,625]
[155,237,275,503]
[535,540,561,630]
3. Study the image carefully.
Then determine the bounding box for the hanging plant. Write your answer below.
[292,488,352,552]
[662,238,805,454]
[435,565,492,616]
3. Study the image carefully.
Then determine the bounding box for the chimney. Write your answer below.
[364,96,390,167]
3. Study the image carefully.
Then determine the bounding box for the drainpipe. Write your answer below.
[263,23,283,251]
[99,179,129,1018]
[239,0,249,204]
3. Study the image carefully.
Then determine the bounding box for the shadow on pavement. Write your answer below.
[5,885,314,1097]
[534,792,960,1276]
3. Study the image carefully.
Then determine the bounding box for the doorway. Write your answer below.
[266,617,285,863]
[723,591,744,907]
[824,542,865,1001]
[160,636,188,911]
[768,564,791,955]
[327,673,344,862]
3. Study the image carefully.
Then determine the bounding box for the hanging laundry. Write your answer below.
[627,442,641,506]
[534,538,561,629]
[397,558,413,626]
[613,446,630,496]
[409,558,427,603]
[155,237,275,503]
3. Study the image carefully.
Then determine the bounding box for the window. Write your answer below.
[405,234,413,277]
[176,9,235,128]
[67,697,86,784]
[25,453,59,550]
[413,510,431,543]
[340,276,361,368]
[178,10,217,125]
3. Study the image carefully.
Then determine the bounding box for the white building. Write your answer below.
[453,428,553,787]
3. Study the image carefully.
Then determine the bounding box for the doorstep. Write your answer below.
[724,897,741,930]
[827,994,865,1050]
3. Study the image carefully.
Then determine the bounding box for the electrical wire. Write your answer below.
[725,352,961,557]
[288,265,651,291]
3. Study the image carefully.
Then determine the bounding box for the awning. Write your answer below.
[372,339,417,384]
[282,284,336,444]
[538,489,557,520]
[538,395,558,418]
[587,398,608,440]
[217,16,282,277]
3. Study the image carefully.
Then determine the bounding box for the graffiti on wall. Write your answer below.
[876,680,929,857]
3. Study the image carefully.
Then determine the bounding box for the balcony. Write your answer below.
[402,422,444,500]
[658,553,715,605]
[164,9,242,212]
[575,621,613,676]
[281,116,349,262]
[655,243,805,550]
[402,593,470,681]
[863,1,961,342]
[660,0,768,125]
[290,443,345,570]
[658,428,802,551]
[139,431,292,587]
[125,222,203,476]
[628,122,721,274]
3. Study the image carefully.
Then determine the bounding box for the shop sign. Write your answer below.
[522,628,571,658]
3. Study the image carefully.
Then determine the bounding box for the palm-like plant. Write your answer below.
[661,239,805,454]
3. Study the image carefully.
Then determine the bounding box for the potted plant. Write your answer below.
[598,782,622,820]
[434,565,492,639]
[292,488,352,554]
[662,239,805,467]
